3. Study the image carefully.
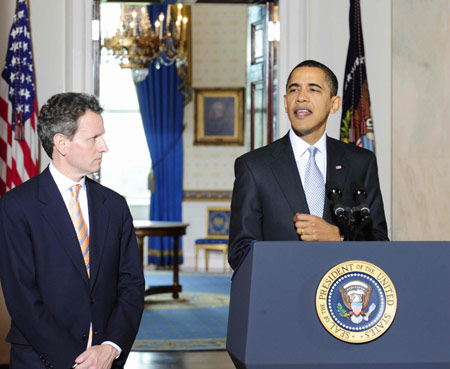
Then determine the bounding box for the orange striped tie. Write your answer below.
[69,184,90,278]
[69,184,93,347]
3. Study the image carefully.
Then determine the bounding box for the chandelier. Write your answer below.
[103,4,189,83]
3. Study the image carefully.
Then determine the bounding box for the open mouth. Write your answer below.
[294,109,312,118]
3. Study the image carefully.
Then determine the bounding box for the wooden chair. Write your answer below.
[195,207,230,272]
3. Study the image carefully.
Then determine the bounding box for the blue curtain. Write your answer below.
[136,4,184,266]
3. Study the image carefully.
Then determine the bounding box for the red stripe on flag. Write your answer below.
[0,179,5,195]
[31,100,38,129]
[0,136,6,160]
[19,139,35,179]
[0,96,8,122]
[10,157,21,188]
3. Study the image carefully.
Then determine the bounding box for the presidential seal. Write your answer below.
[315,260,397,343]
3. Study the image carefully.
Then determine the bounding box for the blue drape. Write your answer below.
[136,4,184,266]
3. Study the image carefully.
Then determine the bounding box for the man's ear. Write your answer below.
[283,95,288,113]
[53,133,69,156]
[330,96,342,114]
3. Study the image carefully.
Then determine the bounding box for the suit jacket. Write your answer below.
[228,134,388,270]
[0,167,145,369]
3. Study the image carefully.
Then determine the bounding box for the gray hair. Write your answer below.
[37,92,103,158]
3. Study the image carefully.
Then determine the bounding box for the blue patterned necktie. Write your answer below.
[304,146,325,217]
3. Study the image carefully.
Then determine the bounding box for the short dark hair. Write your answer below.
[38,92,103,158]
[285,60,338,97]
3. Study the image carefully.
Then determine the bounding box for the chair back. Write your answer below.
[206,207,230,239]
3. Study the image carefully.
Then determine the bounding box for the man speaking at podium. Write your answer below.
[228,60,388,270]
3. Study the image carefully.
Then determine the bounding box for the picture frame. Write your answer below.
[194,88,244,145]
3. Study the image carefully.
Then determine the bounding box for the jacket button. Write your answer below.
[82,334,88,341]
[89,297,95,304]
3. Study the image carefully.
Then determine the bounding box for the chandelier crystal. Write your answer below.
[103,4,189,83]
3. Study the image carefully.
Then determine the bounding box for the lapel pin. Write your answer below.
[335,165,342,170]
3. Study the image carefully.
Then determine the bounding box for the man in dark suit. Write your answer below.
[228,60,388,270]
[0,93,145,368]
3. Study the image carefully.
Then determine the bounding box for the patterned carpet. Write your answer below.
[132,271,231,351]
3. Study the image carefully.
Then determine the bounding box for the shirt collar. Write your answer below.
[289,129,327,159]
[49,162,86,193]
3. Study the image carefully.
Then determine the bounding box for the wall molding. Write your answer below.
[183,190,232,201]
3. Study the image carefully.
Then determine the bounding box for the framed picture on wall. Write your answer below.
[194,88,244,145]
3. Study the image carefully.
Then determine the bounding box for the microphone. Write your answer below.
[326,182,347,224]
[350,181,371,223]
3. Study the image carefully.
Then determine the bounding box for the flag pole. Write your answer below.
[25,0,41,170]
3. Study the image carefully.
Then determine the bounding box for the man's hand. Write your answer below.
[74,344,118,369]
[293,213,341,241]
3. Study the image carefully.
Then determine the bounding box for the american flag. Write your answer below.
[0,0,39,196]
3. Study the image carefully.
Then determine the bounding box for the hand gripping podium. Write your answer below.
[227,241,450,369]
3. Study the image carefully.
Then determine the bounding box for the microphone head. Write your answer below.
[350,180,367,198]
[326,181,342,199]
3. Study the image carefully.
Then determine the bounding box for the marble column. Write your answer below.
[392,0,450,240]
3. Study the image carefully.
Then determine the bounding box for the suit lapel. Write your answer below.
[86,179,109,290]
[324,136,350,222]
[269,134,309,215]
[38,168,90,285]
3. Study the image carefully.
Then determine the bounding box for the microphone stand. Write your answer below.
[327,186,352,241]
[349,205,373,241]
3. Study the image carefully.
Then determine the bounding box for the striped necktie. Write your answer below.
[69,184,93,348]
[69,184,90,277]
[304,146,325,217]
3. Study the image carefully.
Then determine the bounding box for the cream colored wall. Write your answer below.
[392,1,450,241]
[184,4,248,191]
[182,5,248,270]
[0,2,15,66]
